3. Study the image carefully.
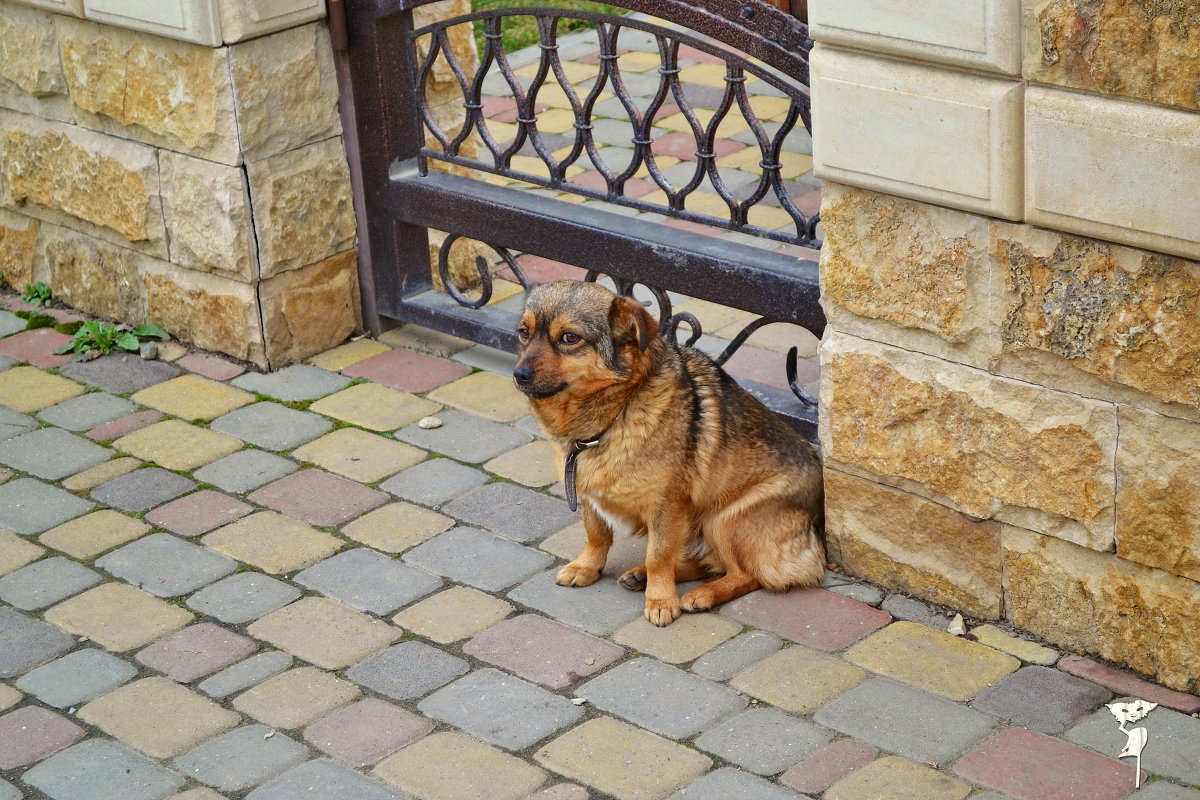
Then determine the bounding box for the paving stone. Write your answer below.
[1065,699,1200,786]
[85,409,164,442]
[403,527,553,592]
[0,405,37,441]
[814,678,996,765]
[341,347,471,393]
[24,738,186,800]
[38,392,135,432]
[176,352,247,381]
[0,706,86,768]
[61,456,142,492]
[483,439,560,486]
[827,755,971,800]
[59,353,182,394]
[0,606,76,677]
[694,706,830,776]
[211,402,331,451]
[198,650,293,698]
[0,477,93,534]
[378,324,472,358]
[249,469,387,526]
[202,511,342,574]
[1057,655,1200,713]
[426,370,529,422]
[247,596,401,669]
[292,428,426,483]
[970,665,1112,734]
[15,648,138,708]
[114,420,243,471]
[0,685,17,711]
[44,582,193,652]
[131,374,255,421]
[296,548,443,615]
[303,697,433,767]
[691,630,783,681]
[956,728,1139,800]
[828,581,885,606]
[530,519,644,577]
[882,594,951,629]
[667,767,807,800]
[394,409,532,463]
[0,366,83,412]
[576,657,748,739]
[535,716,710,800]
[173,724,310,793]
[0,778,16,800]
[507,567,646,635]
[378,457,488,507]
[731,645,866,713]
[144,489,253,536]
[247,759,406,800]
[374,731,545,800]
[192,448,298,494]
[463,614,625,689]
[0,555,100,610]
[38,509,150,559]
[232,666,361,730]
[613,612,742,665]
[97,533,238,597]
[452,343,519,374]
[347,640,469,700]
[442,482,576,542]
[778,738,878,795]
[969,624,1059,666]
[309,382,440,431]
[186,572,302,624]
[0,529,44,576]
[393,585,515,644]
[232,364,352,401]
[0,327,72,367]
[0,312,24,338]
[91,467,195,513]
[79,676,241,758]
[721,587,892,650]
[308,339,392,371]
[342,502,454,553]
[136,622,257,682]
[1130,785,1200,800]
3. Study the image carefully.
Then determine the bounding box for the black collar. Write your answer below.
[564,436,601,512]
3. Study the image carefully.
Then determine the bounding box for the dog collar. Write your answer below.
[564,437,601,513]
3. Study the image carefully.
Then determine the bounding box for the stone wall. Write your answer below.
[810,0,1200,693]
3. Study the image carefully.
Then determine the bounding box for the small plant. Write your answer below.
[54,320,170,359]
[14,310,55,330]
[22,282,53,307]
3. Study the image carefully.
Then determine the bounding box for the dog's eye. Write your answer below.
[560,332,582,345]
[517,327,530,341]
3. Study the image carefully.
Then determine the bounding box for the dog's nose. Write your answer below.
[513,364,535,385]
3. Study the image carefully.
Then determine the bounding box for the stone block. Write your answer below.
[1066,700,1200,786]
[613,613,740,666]
[809,0,1021,74]
[159,150,257,280]
[0,210,42,290]
[217,0,325,44]
[394,585,513,644]
[347,640,469,702]
[442,481,576,542]
[38,509,149,560]
[375,731,547,800]
[113,420,242,472]
[65,457,143,495]
[395,408,532,463]
[0,555,100,610]
[252,759,408,800]
[403,527,553,592]
[955,728,1138,800]
[0,530,44,577]
[197,650,292,698]
[296,548,442,615]
[60,352,181,394]
[292,427,424,484]
[303,698,432,768]
[379,458,488,507]
[0,606,76,678]
[1057,654,1200,714]
[16,649,137,709]
[1026,86,1200,261]
[173,723,309,793]
[826,756,970,800]
[142,263,265,364]
[24,739,185,800]
[691,630,783,682]
[192,449,298,494]
[0,366,83,413]
[211,402,330,451]
[136,622,256,682]
[0,5,67,101]
[811,46,1023,219]
[187,572,301,625]
[38,391,134,432]
[247,596,400,670]
[310,380,439,433]
[81,0,221,46]
[778,739,878,796]
[506,567,650,636]
[203,511,342,574]
[249,469,387,526]
[232,666,360,730]
[80,676,240,758]
[231,364,349,401]
[44,582,193,652]
[970,665,1111,734]
[694,707,830,776]
[465,614,625,688]
[731,645,866,714]
[0,477,92,534]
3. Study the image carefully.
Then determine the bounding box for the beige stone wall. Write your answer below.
[812,1,1200,693]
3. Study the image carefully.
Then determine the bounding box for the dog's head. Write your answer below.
[513,280,657,402]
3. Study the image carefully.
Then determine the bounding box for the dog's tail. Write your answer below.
[754,520,826,592]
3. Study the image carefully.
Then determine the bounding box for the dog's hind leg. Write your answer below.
[619,558,707,592]
[556,502,613,587]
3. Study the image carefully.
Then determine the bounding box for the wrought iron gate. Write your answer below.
[333,0,824,435]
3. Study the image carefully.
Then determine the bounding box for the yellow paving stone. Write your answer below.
[684,190,737,218]
[748,203,798,231]
[342,502,453,554]
[307,339,392,372]
[712,319,819,358]
[79,676,240,759]
[484,120,519,144]
[656,109,752,137]
[426,371,528,422]
[749,94,797,122]
[130,374,254,421]
[155,342,189,362]
[0,530,44,577]
[0,468,11,484]
[375,731,548,800]
[969,624,1060,667]
[232,666,360,730]
[114,420,242,471]
[393,586,514,644]
[62,456,142,492]
[825,756,971,800]
[247,596,401,670]
[532,107,578,135]
[634,156,679,178]
[0,684,21,711]
[38,509,151,560]
[509,154,554,179]
[613,612,741,664]
[309,383,440,432]
[538,521,645,577]
[202,511,342,574]
[0,366,83,412]
[732,645,866,713]
[484,440,560,487]
[165,789,227,800]
[672,297,757,334]
[778,150,814,178]
[378,326,471,358]
[292,428,426,483]
[845,621,1021,702]
[678,61,759,88]
[716,145,766,170]
[45,583,193,652]
[616,50,661,73]
[488,278,526,304]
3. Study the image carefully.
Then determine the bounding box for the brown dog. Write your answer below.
[513,280,825,626]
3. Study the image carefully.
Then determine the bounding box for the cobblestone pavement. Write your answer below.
[1,291,1199,800]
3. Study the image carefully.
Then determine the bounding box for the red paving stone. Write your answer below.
[578,47,629,64]
[571,170,659,199]
[721,588,892,651]
[490,100,548,124]
[793,188,821,217]
[722,344,807,391]
[482,94,518,119]
[651,131,745,161]
[1057,655,1200,714]
[340,348,470,394]
[954,728,1141,800]
[0,706,86,769]
[778,738,877,795]
[499,255,588,285]
[0,328,74,368]
[462,614,625,689]
[776,244,822,261]
[144,490,254,536]
[176,352,247,381]
[303,698,434,767]
[135,622,258,683]
[249,469,388,527]
[678,43,731,64]
[85,409,164,442]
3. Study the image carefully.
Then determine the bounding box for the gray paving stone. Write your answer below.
[347,641,469,701]
[38,392,136,432]
[247,758,409,800]
[507,568,645,635]
[418,667,584,750]
[403,527,552,592]
[442,482,577,542]
[199,650,294,699]
[828,582,885,607]
[379,457,488,507]
[0,777,18,800]
[394,409,532,463]
[667,767,807,800]
[23,738,185,800]
[0,311,25,338]
[881,594,949,629]
[970,665,1112,734]
[1130,784,1200,800]
[691,631,783,682]
[174,723,311,792]
[15,648,138,708]
[694,707,830,775]
[193,449,299,494]
[90,467,195,513]
[1065,699,1200,785]
[514,414,548,440]
[0,606,76,678]
[187,572,302,624]
[0,555,101,610]
[232,365,351,402]
[296,548,442,615]
[577,658,749,739]
[96,532,238,597]
[0,477,93,534]
[0,405,38,441]
[210,402,331,451]
[814,678,996,765]
[58,353,182,394]
[0,427,111,480]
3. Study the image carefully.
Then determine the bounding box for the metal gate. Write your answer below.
[332,0,824,435]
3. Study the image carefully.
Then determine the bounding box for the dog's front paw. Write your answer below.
[680,585,715,613]
[644,596,682,627]
[556,562,601,587]
[618,568,647,592]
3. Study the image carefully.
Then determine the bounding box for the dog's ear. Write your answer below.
[609,295,658,352]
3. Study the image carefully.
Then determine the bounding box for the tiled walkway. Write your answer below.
[0,292,1199,800]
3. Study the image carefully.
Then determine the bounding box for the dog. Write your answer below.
[513,280,825,626]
